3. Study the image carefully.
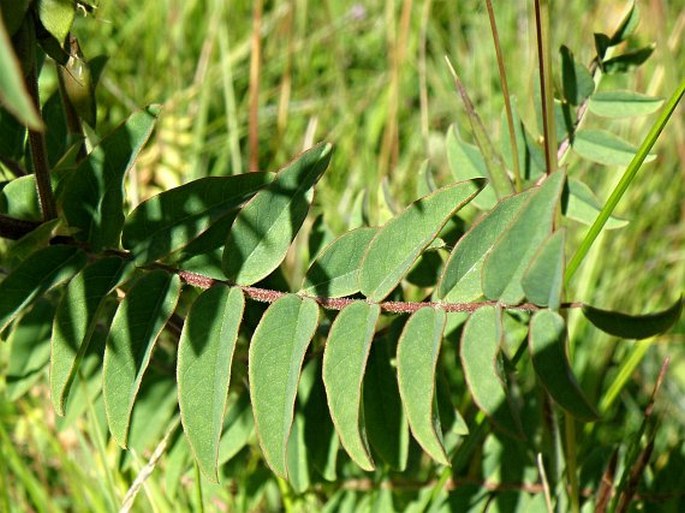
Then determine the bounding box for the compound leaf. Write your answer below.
[397,307,449,465]
[103,270,181,447]
[360,178,486,302]
[178,286,244,482]
[249,295,319,478]
[582,296,682,340]
[301,227,377,298]
[0,245,86,333]
[60,106,158,250]
[529,310,598,421]
[223,143,332,285]
[437,189,533,302]
[50,256,131,415]
[482,171,565,305]
[323,301,380,471]
[123,173,273,263]
[461,306,523,439]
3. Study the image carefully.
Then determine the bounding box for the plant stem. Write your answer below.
[485,0,522,191]
[534,0,557,176]
[248,0,263,172]
[566,79,685,283]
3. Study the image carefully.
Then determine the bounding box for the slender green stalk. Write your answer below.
[485,0,522,191]
[598,339,652,415]
[566,79,685,283]
[534,0,557,176]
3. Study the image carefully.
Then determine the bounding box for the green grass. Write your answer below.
[1,0,684,511]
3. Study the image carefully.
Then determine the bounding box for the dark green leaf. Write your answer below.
[6,299,55,400]
[0,245,86,333]
[323,301,380,471]
[360,178,486,302]
[397,307,449,465]
[60,106,158,250]
[529,310,598,421]
[602,45,655,74]
[573,129,656,166]
[301,227,377,298]
[178,286,244,482]
[248,294,319,478]
[103,271,181,447]
[437,189,533,302]
[51,256,131,415]
[582,296,682,340]
[123,173,273,263]
[363,325,409,471]
[560,45,595,105]
[223,143,333,285]
[482,171,565,305]
[609,1,639,45]
[0,0,29,36]
[460,307,523,438]
[446,126,497,210]
[522,230,565,310]
[588,90,664,118]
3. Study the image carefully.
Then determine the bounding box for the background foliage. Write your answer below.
[0,1,684,512]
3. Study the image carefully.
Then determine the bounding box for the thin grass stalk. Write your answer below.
[418,0,432,155]
[485,0,522,191]
[248,0,264,171]
[566,79,685,283]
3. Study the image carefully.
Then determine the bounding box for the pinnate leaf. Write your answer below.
[60,106,158,250]
[223,143,333,285]
[460,307,523,438]
[103,271,182,447]
[178,286,244,482]
[582,296,682,340]
[249,294,319,478]
[123,173,273,263]
[301,227,377,298]
[397,307,449,465]
[482,171,566,305]
[0,245,86,334]
[437,189,533,302]
[529,310,598,421]
[51,256,132,415]
[360,178,486,302]
[323,301,380,471]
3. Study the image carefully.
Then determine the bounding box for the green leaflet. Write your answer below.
[482,171,565,305]
[0,174,50,220]
[0,16,42,129]
[360,178,486,302]
[460,307,523,439]
[301,227,378,298]
[0,245,86,334]
[363,324,409,471]
[588,91,664,118]
[6,299,55,401]
[50,256,131,415]
[223,143,333,285]
[522,230,565,310]
[563,178,628,230]
[560,45,594,106]
[37,0,75,43]
[582,296,682,340]
[529,310,598,421]
[103,270,181,447]
[397,307,449,465]
[572,129,656,167]
[437,189,533,302]
[446,126,497,210]
[248,294,319,478]
[60,106,158,250]
[123,173,273,264]
[178,285,244,482]
[323,302,380,471]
